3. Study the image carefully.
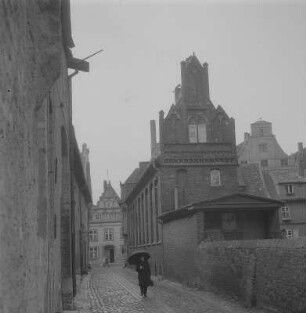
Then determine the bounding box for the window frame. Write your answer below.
[210,169,221,186]
[104,228,114,240]
[188,116,207,143]
[280,206,291,220]
[89,246,99,259]
[258,143,268,152]
[285,229,293,238]
[261,159,268,167]
[285,184,294,195]
[89,229,98,242]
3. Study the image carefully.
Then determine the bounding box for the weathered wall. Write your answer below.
[0,1,72,312]
[195,239,306,313]
[163,213,199,283]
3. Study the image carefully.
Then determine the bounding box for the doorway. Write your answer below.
[104,246,115,263]
[109,248,114,263]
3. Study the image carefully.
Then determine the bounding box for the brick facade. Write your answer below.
[121,55,284,280]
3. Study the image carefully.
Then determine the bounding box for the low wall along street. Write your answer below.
[195,238,306,313]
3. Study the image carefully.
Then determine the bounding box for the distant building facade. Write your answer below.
[262,167,306,238]
[237,120,293,168]
[121,55,282,278]
[89,181,125,264]
[238,122,306,238]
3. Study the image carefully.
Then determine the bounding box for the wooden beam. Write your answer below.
[68,58,89,72]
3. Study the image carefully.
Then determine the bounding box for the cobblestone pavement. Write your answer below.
[74,264,266,313]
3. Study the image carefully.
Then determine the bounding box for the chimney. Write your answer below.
[159,110,164,146]
[103,180,108,192]
[150,120,157,157]
[298,142,304,177]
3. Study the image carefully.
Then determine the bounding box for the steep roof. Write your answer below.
[99,181,120,202]
[237,163,270,198]
[123,162,149,185]
[265,168,306,184]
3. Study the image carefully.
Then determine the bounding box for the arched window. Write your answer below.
[210,169,221,186]
[188,116,207,143]
[188,117,197,143]
[198,118,207,143]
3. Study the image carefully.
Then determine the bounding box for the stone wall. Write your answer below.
[0,1,75,312]
[196,239,306,313]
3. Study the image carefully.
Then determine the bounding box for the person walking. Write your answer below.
[136,256,152,297]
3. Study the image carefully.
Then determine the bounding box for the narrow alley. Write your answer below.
[74,264,266,313]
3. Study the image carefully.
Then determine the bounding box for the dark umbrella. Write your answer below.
[127,250,150,265]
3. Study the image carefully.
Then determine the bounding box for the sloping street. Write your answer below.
[74,264,266,313]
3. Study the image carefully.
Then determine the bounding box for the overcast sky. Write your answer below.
[70,0,306,203]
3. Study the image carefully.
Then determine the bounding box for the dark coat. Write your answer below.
[136,260,151,287]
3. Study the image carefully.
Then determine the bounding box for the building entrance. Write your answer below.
[109,248,114,263]
[104,245,115,263]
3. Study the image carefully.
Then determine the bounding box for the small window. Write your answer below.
[285,184,294,195]
[281,159,288,167]
[210,169,221,186]
[259,128,264,136]
[261,160,268,167]
[280,207,291,220]
[89,229,98,242]
[258,144,268,152]
[285,229,293,238]
[104,228,114,240]
[89,246,99,259]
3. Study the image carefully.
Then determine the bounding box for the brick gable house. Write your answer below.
[121,55,282,278]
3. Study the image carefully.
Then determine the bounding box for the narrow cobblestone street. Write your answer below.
[74,264,266,313]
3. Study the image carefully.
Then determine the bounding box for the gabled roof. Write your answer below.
[216,105,229,120]
[99,182,120,202]
[124,162,149,185]
[165,104,181,120]
[159,193,283,223]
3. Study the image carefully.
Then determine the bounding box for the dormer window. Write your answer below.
[258,143,268,152]
[210,169,221,186]
[188,117,207,143]
[285,184,294,195]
